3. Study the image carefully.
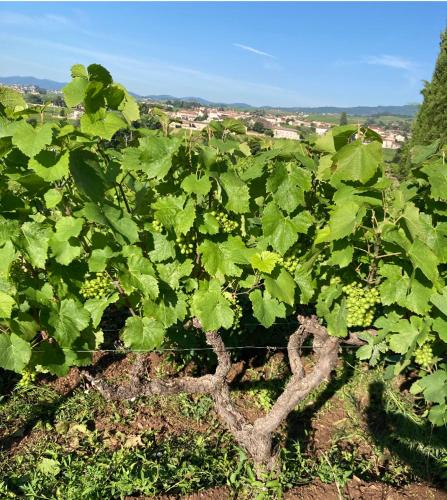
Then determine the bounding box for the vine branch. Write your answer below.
[85,314,367,472]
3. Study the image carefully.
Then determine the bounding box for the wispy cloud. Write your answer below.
[233,43,276,59]
[0,34,312,106]
[0,11,72,28]
[365,54,415,70]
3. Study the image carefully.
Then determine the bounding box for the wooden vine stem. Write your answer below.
[83,314,365,473]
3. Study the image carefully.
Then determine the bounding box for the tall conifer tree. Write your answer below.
[412,28,447,145]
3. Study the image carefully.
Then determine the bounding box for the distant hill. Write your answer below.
[266,104,420,117]
[144,96,419,116]
[0,76,65,91]
[0,76,419,116]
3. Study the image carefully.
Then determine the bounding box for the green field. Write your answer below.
[305,113,413,128]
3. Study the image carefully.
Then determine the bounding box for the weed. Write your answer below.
[177,393,214,421]
[1,354,447,496]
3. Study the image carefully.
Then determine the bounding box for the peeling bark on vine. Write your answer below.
[84,315,365,472]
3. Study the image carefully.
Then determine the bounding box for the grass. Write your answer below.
[1,353,447,498]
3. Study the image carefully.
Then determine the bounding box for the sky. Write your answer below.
[0,2,446,107]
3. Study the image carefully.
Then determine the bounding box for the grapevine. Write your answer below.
[0,61,445,437]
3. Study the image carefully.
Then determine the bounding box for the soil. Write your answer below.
[145,480,447,499]
[286,479,447,499]
[310,398,348,453]
[4,350,447,499]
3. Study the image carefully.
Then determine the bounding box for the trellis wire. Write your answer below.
[0,345,362,354]
[1,326,364,353]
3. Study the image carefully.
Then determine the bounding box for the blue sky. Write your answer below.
[0,2,446,107]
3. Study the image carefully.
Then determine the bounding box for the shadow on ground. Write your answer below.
[366,381,447,487]
[0,351,125,453]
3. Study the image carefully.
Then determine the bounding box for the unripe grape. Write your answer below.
[414,344,434,367]
[80,272,113,300]
[344,282,380,328]
[152,219,164,233]
[176,234,195,257]
[224,291,243,331]
[17,368,36,388]
[214,210,239,234]
[9,259,30,282]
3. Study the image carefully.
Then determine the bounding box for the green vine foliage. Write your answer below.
[1,64,447,426]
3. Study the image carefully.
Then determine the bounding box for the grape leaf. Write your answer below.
[50,217,84,265]
[410,370,447,404]
[328,201,359,240]
[181,174,211,196]
[333,140,382,184]
[149,232,175,262]
[262,202,299,255]
[80,111,126,140]
[0,291,15,318]
[49,299,90,347]
[388,317,420,354]
[12,121,53,158]
[220,171,250,214]
[0,86,27,111]
[249,289,285,328]
[408,239,439,283]
[122,316,165,350]
[191,280,234,331]
[44,189,63,208]
[0,333,31,372]
[263,268,296,306]
[174,199,196,235]
[199,240,243,281]
[20,222,51,268]
[63,77,88,107]
[250,251,279,274]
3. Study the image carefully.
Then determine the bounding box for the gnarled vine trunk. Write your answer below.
[84,315,362,472]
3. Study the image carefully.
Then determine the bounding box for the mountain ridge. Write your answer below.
[0,75,419,116]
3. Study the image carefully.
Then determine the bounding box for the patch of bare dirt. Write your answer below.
[128,487,231,500]
[285,478,447,499]
[129,480,446,499]
[310,399,347,453]
[181,488,231,499]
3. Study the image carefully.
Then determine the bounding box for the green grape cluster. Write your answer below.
[316,254,326,264]
[414,344,434,368]
[9,259,29,282]
[152,219,163,232]
[17,369,36,388]
[176,234,196,256]
[343,283,380,328]
[38,271,48,281]
[277,255,299,273]
[224,292,243,330]
[80,272,113,300]
[212,211,239,233]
